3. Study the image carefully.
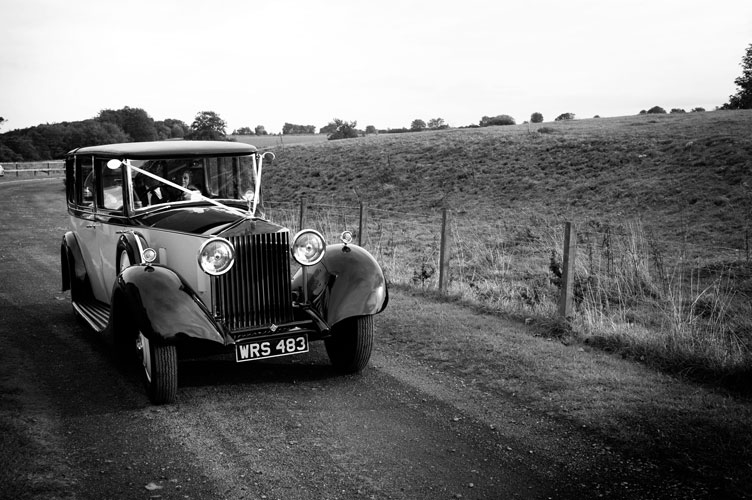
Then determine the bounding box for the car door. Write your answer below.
[94,158,131,302]
[70,155,111,303]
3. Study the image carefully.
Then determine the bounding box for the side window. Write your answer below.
[98,159,124,212]
[65,158,75,205]
[75,156,95,208]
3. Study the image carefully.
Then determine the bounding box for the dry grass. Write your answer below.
[257,110,752,389]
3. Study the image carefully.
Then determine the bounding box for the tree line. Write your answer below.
[0,108,242,161]
[2,43,750,158]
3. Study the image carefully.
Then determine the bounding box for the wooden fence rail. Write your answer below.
[2,161,65,177]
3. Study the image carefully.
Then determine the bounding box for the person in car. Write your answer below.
[180,169,202,200]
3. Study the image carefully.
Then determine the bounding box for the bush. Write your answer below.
[554,113,575,121]
[326,118,359,140]
[479,115,516,127]
[647,106,667,114]
[530,112,544,123]
[691,107,706,113]
[670,108,686,114]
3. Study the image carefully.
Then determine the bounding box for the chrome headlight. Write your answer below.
[198,237,235,275]
[291,229,326,266]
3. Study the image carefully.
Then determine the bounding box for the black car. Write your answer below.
[61,140,388,403]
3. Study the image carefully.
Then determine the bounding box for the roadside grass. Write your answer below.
[268,196,752,390]
[378,286,752,492]
[259,110,752,391]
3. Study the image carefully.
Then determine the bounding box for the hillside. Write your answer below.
[261,110,752,251]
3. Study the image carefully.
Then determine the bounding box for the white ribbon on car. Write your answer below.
[250,152,275,218]
[109,157,273,219]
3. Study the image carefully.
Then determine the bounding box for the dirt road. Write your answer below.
[0,179,745,499]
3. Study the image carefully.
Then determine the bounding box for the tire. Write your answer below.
[137,332,178,404]
[325,315,374,373]
[116,241,138,275]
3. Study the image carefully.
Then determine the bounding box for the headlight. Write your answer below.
[291,230,326,266]
[198,237,235,275]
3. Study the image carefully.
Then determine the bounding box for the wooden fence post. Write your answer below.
[298,196,306,232]
[438,208,450,294]
[558,222,576,319]
[358,201,367,247]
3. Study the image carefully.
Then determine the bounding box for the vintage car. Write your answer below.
[61,140,388,404]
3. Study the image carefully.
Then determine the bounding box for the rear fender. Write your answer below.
[61,232,93,301]
[111,264,228,345]
[293,244,388,327]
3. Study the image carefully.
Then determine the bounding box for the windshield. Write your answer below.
[128,156,256,210]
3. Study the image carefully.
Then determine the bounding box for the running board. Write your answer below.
[72,299,111,333]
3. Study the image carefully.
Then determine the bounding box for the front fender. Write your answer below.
[112,264,228,345]
[293,244,388,327]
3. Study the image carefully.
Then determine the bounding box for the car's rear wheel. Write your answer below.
[137,332,177,404]
[325,315,373,373]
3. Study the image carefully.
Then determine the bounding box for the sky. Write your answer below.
[1,0,750,134]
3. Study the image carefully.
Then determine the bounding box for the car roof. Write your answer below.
[68,140,258,159]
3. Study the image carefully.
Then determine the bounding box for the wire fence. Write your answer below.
[264,199,752,322]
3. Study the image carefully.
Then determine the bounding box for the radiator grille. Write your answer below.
[214,232,294,333]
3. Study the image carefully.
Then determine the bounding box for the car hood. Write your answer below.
[137,206,286,236]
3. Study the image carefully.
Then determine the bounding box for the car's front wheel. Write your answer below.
[137,332,177,404]
[325,315,374,373]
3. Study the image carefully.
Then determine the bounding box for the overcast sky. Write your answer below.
[1,0,750,134]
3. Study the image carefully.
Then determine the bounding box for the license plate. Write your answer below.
[235,334,309,362]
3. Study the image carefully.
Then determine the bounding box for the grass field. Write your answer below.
[256,110,752,389]
[231,134,328,148]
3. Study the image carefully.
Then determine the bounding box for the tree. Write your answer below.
[319,122,337,135]
[154,118,189,140]
[282,123,316,135]
[646,106,666,114]
[530,112,544,123]
[365,125,377,134]
[326,118,359,140]
[186,111,227,140]
[479,115,515,126]
[233,127,254,135]
[98,106,157,142]
[163,118,189,138]
[254,125,268,136]
[427,118,446,129]
[0,116,6,130]
[410,119,427,131]
[554,113,575,121]
[722,43,752,109]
